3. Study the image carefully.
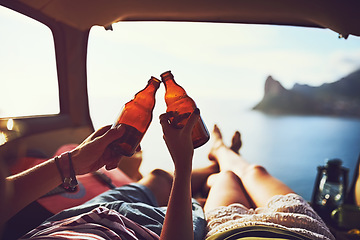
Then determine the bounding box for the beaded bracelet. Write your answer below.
[55,151,78,192]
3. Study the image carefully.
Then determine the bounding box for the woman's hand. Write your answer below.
[159,109,200,240]
[70,125,126,175]
[159,108,200,173]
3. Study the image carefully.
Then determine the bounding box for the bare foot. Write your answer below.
[207,125,249,173]
[230,131,242,154]
[208,124,226,161]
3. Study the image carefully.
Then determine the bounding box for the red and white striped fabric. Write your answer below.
[21,206,160,240]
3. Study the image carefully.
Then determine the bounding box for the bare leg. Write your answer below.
[138,169,173,206]
[207,125,294,208]
[208,125,250,175]
[204,126,252,211]
[191,161,219,198]
[204,171,251,213]
[239,165,294,207]
[355,160,360,206]
[118,151,143,181]
[138,161,219,207]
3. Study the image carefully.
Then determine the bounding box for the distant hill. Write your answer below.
[253,68,360,117]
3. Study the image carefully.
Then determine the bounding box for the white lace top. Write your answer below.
[206,193,335,240]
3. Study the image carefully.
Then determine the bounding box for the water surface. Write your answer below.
[92,97,360,201]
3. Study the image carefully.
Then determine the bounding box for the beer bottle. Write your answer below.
[160,70,210,148]
[109,76,161,156]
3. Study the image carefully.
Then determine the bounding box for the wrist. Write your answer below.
[68,149,80,175]
[174,166,192,179]
[54,151,78,192]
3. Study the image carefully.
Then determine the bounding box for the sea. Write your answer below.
[90,97,360,202]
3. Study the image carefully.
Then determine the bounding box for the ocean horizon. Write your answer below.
[90,97,360,201]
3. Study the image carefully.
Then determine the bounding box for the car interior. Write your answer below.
[1,0,360,239]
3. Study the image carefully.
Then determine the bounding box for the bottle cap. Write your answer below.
[160,70,173,82]
[149,76,161,89]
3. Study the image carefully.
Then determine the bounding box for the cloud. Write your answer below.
[329,49,360,73]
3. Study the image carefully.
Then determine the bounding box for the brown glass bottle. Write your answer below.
[109,77,161,157]
[161,70,210,148]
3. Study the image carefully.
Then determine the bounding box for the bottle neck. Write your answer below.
[140,77,160,93]
[161,72,187,94]
[132,77,160,107]
[161,72,196,110]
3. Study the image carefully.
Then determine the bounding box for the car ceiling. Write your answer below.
[2,0,360,39]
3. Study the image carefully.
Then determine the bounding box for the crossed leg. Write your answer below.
[204,125,294,213]
[132,123,294,210]
[138,162,219,207]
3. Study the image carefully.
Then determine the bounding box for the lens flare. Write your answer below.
[0,132,7,146]
[7,119,14,130]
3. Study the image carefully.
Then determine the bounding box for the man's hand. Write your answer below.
[71,125,126,175]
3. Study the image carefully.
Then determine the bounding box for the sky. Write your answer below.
[1,5,360,118]
[1,5,360,181]
[87,22,360,100]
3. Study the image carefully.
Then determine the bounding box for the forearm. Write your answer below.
[5,158,62,221]
[160,169,193,240]
[159,109,200,240]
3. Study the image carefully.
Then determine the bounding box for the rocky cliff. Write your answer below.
[253,69,360,117]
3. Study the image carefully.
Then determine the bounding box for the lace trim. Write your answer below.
[206,193,335,240]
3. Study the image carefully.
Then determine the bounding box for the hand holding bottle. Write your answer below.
[70,125,127,175]
[160,108,200,173]
[107,71,208,163]
[161,71,210,148]
[109,77,161,157]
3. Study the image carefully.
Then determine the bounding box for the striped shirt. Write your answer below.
[21,206,160,240]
